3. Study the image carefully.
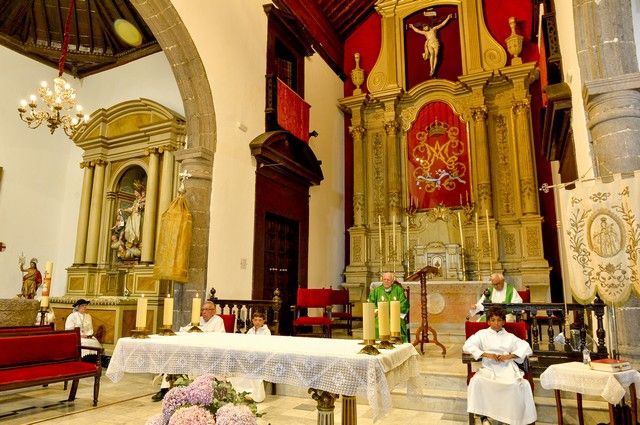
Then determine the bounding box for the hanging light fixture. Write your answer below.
[17,0,88,137]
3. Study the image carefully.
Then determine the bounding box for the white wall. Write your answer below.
[0,48,181,298]
[306,55,346,288]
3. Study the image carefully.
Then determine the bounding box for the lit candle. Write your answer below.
[378,215,383,254]
[378,299,390,338]
[390,298,400,334]
[392,214,396,252]
[485,210,493,272]
[475,212,479,249]
[191,293,201,325]
[163,294,173,327]
[362,302,375,341]
[136,295,148,329]
[457,211,465,250]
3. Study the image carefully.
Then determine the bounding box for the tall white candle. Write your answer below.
[362,302,375,341]
[405,214,410,253]
[45,261,53,275]
[390,298,400,334]
[191,293,201,325]
[457,212,465,250]
[136,295,148,329]
[378,215,383,253]
[378,299,390,337]
[40,295,49,308]
[475,212,479,249]
[485,210,493,272]
[392,214,396,251]
[163,294,174,326]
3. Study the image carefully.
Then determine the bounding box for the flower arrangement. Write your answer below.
[146,375,260,425]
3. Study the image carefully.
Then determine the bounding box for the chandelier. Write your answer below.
[17,0,88,137]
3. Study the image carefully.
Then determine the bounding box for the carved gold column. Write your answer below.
[471,107,493,217]
[74,162,94,265]
[85,159,106,264]
[141,147,160,263]
[512,99,537,215]
[308,388,339,425]
[157,145,176,223]
[384,119,400,220]
[341,395,357,425]
[350,126,366,227]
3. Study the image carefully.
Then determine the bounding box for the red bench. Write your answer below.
[0,324,55,335]
[0,328,102,406]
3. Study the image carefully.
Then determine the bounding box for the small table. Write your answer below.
[106,332,420,424]
[540,362,640,425]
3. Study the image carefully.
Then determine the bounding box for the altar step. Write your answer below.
[274,349,614,424]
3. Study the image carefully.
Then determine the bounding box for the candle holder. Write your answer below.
[187,323,203,333]
[390,332,402,344]
[158,325,176,336]
[377,335,395,349]
[38,306,48,326]
[358,339,380,355]
[131,327,149,339]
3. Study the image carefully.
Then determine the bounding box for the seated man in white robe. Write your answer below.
[228,311,271,402]
[65,298,102,359]
[152,300,226,401]
[463,305,536,425]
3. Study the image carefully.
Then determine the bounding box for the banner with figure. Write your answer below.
[560,173,640,305]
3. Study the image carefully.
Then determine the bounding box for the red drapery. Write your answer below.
[407,101,470,210]
[277,79,310,143]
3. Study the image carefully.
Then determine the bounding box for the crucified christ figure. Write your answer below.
[409,13,454,76]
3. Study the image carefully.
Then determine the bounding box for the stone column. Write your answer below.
[512,99,537,215]
[173,147,213,326]
[141,148,160,263]
[471,107,494,217]
[574,0,640,363]
[85,160,106,265]
[350,126,366,227]
[308,388,339,425]
[74,162,94,265]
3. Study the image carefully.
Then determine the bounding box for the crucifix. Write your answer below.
[408,11,456,76]
[0,242,6,252]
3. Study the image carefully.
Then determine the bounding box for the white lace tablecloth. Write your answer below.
[540,362,640,404]
[106,333,420,421]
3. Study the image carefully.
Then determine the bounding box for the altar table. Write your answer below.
[540,362,640,425]
[106,332,420,423]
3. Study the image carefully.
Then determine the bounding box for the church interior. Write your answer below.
[0,0,639,424]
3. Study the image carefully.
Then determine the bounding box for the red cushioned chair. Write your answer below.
[462,320,534,425]
[291,288,333,338]
[218,314,236,333]
[330,289,353,336]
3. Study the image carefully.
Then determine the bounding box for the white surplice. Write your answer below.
[463,327,537,425]
[65,311,103,357]
[228,324,271,402]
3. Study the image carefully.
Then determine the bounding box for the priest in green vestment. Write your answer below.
[368,272,410,342]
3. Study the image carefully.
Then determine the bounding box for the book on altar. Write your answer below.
[590,358,631,372]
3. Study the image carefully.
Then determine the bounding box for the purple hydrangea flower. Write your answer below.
[215,403,257,425]
[168,405,216,425]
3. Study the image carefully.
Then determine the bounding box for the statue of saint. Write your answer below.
[18,254,42,299]
[409,14,454,76]
[116,179,146,260]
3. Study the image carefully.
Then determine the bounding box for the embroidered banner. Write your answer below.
[407,101,470,210]
[560,173,640,305]
[277,79,310,143]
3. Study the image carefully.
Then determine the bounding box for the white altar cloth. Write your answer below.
[540,362,640,404]
[106,332,420,421]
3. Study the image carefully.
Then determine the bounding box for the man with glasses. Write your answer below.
[152,300,226,401]
[470,272,522,322]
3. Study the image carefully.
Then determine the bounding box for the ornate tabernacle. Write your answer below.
[340,1,550,305]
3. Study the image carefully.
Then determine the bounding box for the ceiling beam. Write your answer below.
[276,0,346,79]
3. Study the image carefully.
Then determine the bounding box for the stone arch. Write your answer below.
[129,0,215,317]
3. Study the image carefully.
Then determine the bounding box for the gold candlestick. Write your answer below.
[377,335,395,350]
[390,332,402,344]
[158,325,175,336]
[131,327,149,339]
[187,323,203,333]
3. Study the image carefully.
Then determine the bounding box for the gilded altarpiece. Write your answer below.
[340,0,550,307]
[51,99,186,353]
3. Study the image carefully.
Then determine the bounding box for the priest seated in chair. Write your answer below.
[368,272,409,342]
[469,272,522,322]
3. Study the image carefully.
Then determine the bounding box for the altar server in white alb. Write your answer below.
[65,298,103,358]
[229,311,271,402]
[463,305,537,425]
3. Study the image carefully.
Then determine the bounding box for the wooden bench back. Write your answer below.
[0,324,55,335]
[0,329,80,368]
[209,287,282,334]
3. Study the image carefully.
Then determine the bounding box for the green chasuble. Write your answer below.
[368,283,410,342]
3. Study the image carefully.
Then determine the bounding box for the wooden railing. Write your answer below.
[483,296,608,376]
[208,288,282,335]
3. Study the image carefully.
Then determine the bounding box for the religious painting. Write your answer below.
[404,5,462,90]
[110,166,147,263]
[407,101,470,210]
